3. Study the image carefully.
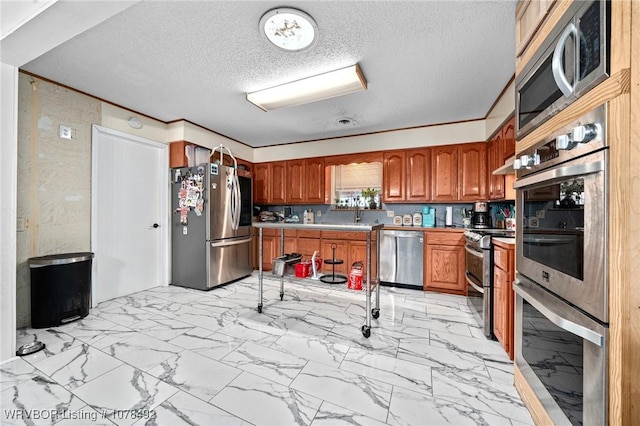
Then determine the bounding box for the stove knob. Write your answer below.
[557,134,573,150]
[520,155,535,168]
[533,152,541,166]
[513,158,522,170]
[572,123,600,144]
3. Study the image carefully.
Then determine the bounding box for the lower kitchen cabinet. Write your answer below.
[424,231,465,295]
[493,239,515,360]
[255,229,296,271]
[321,239,349,275]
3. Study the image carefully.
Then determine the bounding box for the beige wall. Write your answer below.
[485,81,515,139]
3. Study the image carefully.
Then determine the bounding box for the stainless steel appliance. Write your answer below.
[472,211,491,229]
[379,230,423,289]
[514,105,607,322]
[516,0,610,138]
[171,160,253,290]
[464,229,514,337]
[513,105,608,425]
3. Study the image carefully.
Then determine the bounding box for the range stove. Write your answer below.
[464,228,515,338]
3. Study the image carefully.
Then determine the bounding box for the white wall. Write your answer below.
[485,81,515,139]
[1,62,18,361]
[254,119,487,163]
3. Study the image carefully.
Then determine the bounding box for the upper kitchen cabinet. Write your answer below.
[253,162,286,205]
[502,117,515,161]
[488,133,506,200]
[383,148,431,203]
[406,148,432,201]
[286,158,326,204]
[431,145,458,201]
[458,142,487,201]
[382,151,406,203]
[515,0,556,62]
[304,158,326,204]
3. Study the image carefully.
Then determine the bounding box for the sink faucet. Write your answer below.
[354,196,362,223]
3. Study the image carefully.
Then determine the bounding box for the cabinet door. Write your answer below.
[502,117,515,161]
[488,136,505,200]
[493,266,507,346]
[305,158,325,203]
[348,240,377,280]
[271,162,287,204]
[424,244,465,294]
[383,151,406,202]
[406,148,431,201]
[261,235,277,271]
[297,237,321,258]
[431,145,458,201]
[286,160,305,204]
[254,163,270,204]
[458,142,487,201]
[321,240,348,275]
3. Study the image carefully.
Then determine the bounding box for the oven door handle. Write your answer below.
[465,245,484,259]
[465,273,484,293]
[513,160,604,189]
[514,278,606,347]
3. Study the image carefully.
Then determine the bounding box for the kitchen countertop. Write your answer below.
[252,222,384,232]
[383,225,465,232]
[493,237,515,245]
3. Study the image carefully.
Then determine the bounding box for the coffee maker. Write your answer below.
[472,202,491,229]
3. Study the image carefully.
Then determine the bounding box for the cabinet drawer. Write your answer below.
[424,231,464,246]
[494,245,511,271]
[321,231,376,241]
[297,238,321,256]
[297,230,321,238]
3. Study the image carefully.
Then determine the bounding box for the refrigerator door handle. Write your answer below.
[210,237,253,248]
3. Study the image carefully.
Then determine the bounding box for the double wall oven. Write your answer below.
[513,104,608,425]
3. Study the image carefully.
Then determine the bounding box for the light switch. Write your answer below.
[59,125,72,139]
[387,210,394,217]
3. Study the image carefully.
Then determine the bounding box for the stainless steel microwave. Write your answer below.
[516,0,610,139]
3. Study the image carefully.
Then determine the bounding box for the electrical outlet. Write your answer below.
[316,210,321,217]
[59,125,72,139]
[16,218,28,232]
[386,210,394,217]
[536,210,546,219]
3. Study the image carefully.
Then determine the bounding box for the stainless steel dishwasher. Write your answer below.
[379,230,424,288]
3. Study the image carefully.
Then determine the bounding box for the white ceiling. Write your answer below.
[17,1,517,148]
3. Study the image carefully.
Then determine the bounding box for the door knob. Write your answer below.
[150,223,160,229]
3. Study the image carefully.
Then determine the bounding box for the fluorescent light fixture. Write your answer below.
[246,64,367,111]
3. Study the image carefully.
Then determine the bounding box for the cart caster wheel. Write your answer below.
[280,293,284,301]
[361,325,371,338]
[372,308,380,319]
[257,305,262,313]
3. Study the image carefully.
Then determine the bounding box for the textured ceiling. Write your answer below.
[21,1,517,147]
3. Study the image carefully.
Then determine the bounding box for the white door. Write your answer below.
[91,125,168,305]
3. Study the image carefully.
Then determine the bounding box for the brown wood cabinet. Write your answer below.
[515,0,556,60]
[321,239,349,275]
[423,231,465,294]
[305,158,325,203]
[382,151,406,203]
[431,145,458,201]
[271,163,287,204]
[406,148,431,201]
[488,134,506,200]
[254,163,270,204]
[502,117,515,161]
[458,142,487,201]
[286,160,305,204]
[493,239,515,360]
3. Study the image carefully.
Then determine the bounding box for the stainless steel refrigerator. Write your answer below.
[171,163,253,290]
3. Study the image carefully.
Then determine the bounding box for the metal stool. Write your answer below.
[320,244,347,284]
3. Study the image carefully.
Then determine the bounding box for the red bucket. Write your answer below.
[348,261,364,290]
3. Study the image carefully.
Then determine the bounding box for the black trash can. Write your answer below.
[28,252,94,328]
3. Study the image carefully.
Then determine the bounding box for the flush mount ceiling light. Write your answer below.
[246,64,368,111]
[259,8,318,51]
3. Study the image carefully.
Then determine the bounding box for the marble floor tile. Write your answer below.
[291,361,392,420]
[311,401,388,426]
[98,332,183,372]
[340,347,433,396]
[147,350,241,402]
[220,341,307,386]
[271,333,349,368]
[34,343,123,390]
[1,375,86,425]
[71,364,178,426]
[15,328,82,363]
[0,358,39,392]
[210,371,322,426]
[387,386,513,426]
[9,273,533,426]
[141,390,248,425]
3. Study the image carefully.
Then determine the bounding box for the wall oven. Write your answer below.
[516,0,609,139]
[513,104,608,425]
